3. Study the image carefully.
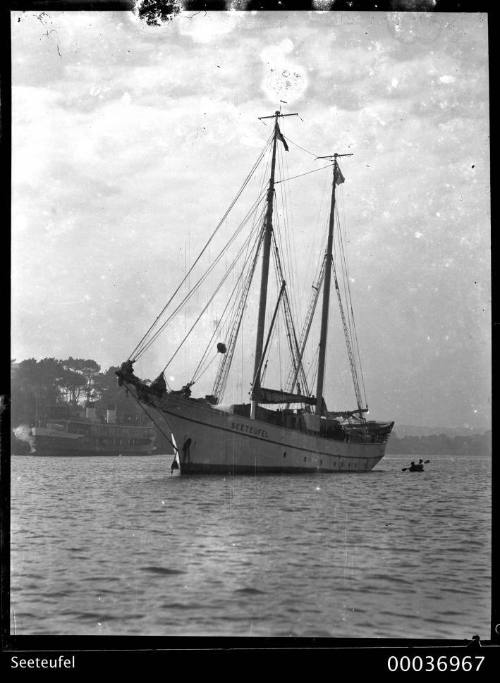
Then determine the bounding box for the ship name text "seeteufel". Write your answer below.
[231,422,268,438]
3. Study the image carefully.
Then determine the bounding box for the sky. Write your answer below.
[11,9,490,430]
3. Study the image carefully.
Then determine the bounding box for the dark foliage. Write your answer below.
[136,0,182,26]
[11,357,144,427]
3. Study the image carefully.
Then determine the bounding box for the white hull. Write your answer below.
[136,391,386,474]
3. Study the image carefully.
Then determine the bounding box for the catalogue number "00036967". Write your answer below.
[387,655,485,673]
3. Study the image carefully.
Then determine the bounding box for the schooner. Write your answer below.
[116,110,394,473]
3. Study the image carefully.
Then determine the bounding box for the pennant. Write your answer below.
[277,126,289,152]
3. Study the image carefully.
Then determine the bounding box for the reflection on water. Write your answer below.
[11,454,490,637]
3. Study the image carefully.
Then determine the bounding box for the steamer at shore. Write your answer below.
[25,405,156,457]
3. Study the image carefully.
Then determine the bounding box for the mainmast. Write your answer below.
[315,153,352,416]
[250,109,297,419]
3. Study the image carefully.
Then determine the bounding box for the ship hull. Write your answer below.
[137,391,387,474]
[31,437,155,457]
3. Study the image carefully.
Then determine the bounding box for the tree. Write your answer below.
[93,366,146,421]
[60,357,101,403]
[11,358,63,425]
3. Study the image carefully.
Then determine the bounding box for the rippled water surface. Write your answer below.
[11,454,490,637]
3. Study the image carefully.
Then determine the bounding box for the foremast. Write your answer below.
[250,110,297,419]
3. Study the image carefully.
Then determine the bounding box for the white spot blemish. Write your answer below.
[260,39,307,105]
[414,231,423,239]
[439,75,455,84]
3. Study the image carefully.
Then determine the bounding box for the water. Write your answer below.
[10,454,490,638]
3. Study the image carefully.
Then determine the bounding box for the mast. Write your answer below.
[315,153,352,416]
[250,109,297,419]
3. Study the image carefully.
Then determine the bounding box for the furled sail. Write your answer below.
[251,387,316,405]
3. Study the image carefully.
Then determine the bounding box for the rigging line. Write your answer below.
[222,201,266,326]
[277,301,283,390]
[129,135,272,361]
[333,239,359,402]
[162,214,265,374]
[197,215,264,383]
[135,193,268,359]
[271,254,289,390]
[219,249,254,348]
[276,151,294,318]
[276,155,298,328]
[213,222,263,402]
[275,162,334,184]
[308,344,320,390]
[217,200,265,347]
[193,351,219,384]
[286,255,325,394]
[127,390,178,454]
[331,255,363,410]
[282,134,319,158]
[335,204,360,387]
[337,205,367,407]
[192,217,262,378]
[214,221,264,394]
[281,151,299,326]
[271,232,309,396]
[286,168,329,395]
[134,182,268,361]
[191,218,263,384]
[338,194,367,407]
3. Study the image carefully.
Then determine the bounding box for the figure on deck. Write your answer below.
[116,359,135,386]
[150,372,167,398]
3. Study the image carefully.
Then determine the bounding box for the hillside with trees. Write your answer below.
[386,431,491,456]
[10,357,174,454]
[10,357,491,457]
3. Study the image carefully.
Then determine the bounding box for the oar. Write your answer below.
[401,459,431,471]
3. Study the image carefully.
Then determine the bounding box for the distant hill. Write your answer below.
[387,430,491,456]
[392,424,490,438]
